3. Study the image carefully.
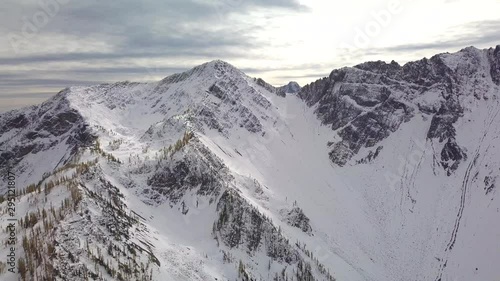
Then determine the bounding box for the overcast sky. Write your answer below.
[0,0,499,112]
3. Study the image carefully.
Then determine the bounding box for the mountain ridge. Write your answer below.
[0,45,499,281]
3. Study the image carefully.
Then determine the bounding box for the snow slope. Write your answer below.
[0,47,499,281]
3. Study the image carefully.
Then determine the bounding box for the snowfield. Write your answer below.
[0,46,499,281]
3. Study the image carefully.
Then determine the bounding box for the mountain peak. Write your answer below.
[205,59,234,67]
[459,45,481,53]
[278,81,301,94]
[195,59,239,75]
[160,59,242,85]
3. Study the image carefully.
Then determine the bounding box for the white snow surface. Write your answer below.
[1,52,500,281]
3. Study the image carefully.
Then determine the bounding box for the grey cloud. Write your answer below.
[0,78,102,88]
[0,0,294,63]
[0,66,190,90]
[385,20,500,52]
[0,47,251,65]
[0,0,309,112]
[273,73,330,80]
[0,92,56,99]
[1,0,304,60]
[2,0,305,39]
[70,66,189,75]
[241,63,330,74]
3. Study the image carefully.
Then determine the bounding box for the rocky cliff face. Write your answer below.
[299,46,500,173]
[0,90,95,188]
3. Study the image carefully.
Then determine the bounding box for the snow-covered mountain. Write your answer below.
[0,46,499,281]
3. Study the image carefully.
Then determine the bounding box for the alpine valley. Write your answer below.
[0,45,499,281]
